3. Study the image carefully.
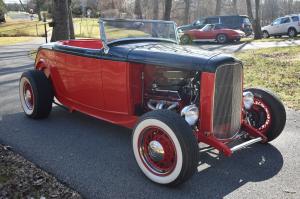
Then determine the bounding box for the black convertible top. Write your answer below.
[41,39,240,73]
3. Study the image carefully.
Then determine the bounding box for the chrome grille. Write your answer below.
[213,63,243,139]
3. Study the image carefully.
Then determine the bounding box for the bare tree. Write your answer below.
[183,0,190,24]
[51,0,74,41]
[246,0,254,19]
[232,0,238,14]
[164,0,173,20]
[134,0,143,19]
[246,0,262,39]
[153,0,159,19]
[215,0,221,15]
[35,0,42,21]
[68,0,75,39]
[254,0,262,39]
[18,0,27,12]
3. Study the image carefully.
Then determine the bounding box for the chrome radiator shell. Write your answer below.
[212,63,243,139]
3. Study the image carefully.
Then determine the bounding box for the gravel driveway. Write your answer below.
[0,39,299,199]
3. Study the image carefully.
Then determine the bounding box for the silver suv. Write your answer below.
[262,15,300,38]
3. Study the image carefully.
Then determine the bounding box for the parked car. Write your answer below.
[0,13,5,23]
[262,14,300,38]
[180,24,245,44]
[19,19,286,186]
[178,15,253,36]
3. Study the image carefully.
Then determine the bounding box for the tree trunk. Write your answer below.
[183,0,190,24]
[134,0,143,19]
[36,0,42,21]
[215,0,221,15]
[232,0,238,14]
[246,0,254,20]
[51,0,70,42]
[153,0,159,19]
[254,0,262,39]
[164,0,172,20]
[68,0,75,39]
[18,0,27,12]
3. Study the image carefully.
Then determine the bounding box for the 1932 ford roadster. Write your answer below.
[19,19,286,185]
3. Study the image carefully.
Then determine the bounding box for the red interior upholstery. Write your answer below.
[60,39,103,49]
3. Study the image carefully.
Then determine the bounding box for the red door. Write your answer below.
[54,52,104,109]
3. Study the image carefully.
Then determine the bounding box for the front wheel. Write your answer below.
[132,110,198,186]
[244,88,286,142]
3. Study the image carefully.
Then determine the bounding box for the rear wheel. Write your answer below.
[19,70,53,119]
[180,34,192,45]
[216,34,228,44]
[132,110,198,186]
[244,88,286,142]
[288,28,297,37]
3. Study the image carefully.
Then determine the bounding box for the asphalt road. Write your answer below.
[0,40,299,199]
[195,39,300,53]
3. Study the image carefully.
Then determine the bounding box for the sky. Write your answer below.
[4,0,22,3]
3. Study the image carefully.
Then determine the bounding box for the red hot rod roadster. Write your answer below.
[19,19,286,185]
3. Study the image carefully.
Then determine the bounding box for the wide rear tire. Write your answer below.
[19,70,54,119]
[288,28,297,38]
[180,34,192,45]
[244,88,286,142]
[132,110,198,186]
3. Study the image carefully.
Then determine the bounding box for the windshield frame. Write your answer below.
[99,18,179,52]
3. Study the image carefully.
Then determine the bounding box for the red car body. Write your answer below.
[182,24,245,43]
[19,19,286,186]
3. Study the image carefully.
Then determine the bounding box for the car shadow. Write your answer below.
[0,107,283,199]
[188,40,251,53]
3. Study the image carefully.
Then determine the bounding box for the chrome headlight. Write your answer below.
[243,91,254,110]
[181,104,199,126]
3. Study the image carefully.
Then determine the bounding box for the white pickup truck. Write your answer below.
[262,14,300,38]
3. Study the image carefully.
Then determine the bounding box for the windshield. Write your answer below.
[201,24,214,31]
[99,18,178,44]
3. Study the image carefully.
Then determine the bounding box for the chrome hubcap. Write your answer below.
[148,140,164,162]
[23,83,33,110]
[25,90,32,103]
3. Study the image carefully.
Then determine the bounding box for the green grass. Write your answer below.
[236,46,300,110]
[73,18,148,39]
[0,20,49,37]
[241,36,300,43]
[0,36,36,45]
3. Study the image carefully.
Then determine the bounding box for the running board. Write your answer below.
[230,137,263,153]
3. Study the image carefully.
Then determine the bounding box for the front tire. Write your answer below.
[19,70,54,119]
[244,88,286,142]
[132,110,198,186]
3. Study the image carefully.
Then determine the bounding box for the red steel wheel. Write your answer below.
[138,126,177,176]
[247,97,272,135]
[132,110,198,185]
[22,80,35,114]
[245,88,286,142]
